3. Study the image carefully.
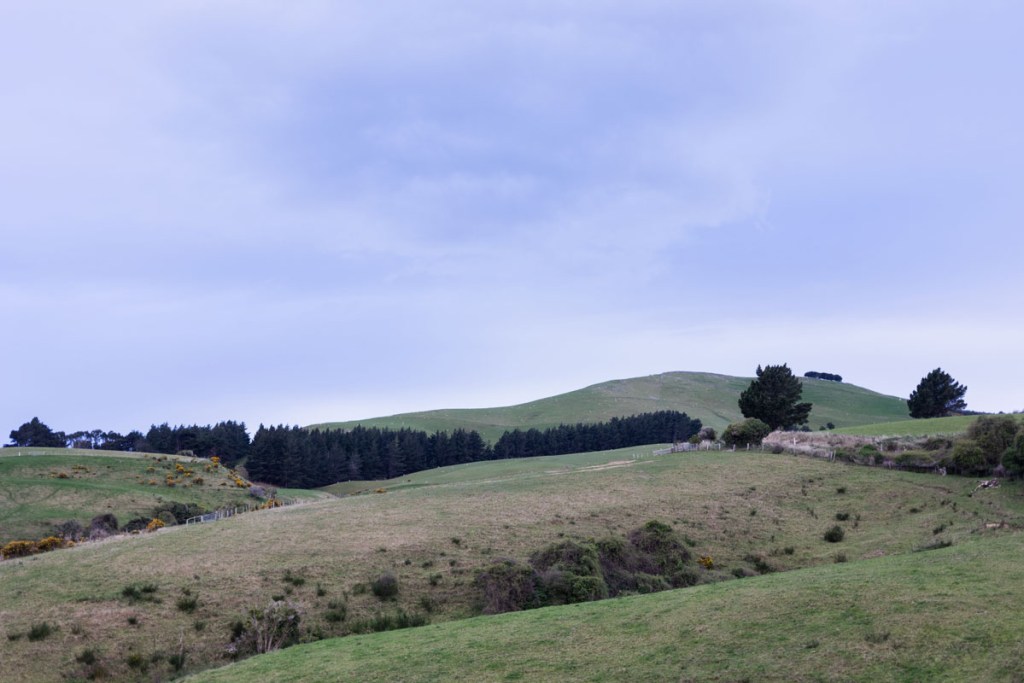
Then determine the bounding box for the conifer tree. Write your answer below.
[908,368,967,418]
[738,364,812,430]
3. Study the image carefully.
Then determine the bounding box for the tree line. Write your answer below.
[6,418,251,466]
[246,411,702,488]
[803,371,843,382]
[7,411,701,488]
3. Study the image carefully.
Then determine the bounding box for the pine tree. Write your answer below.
[738,364,812,430]
[907,368,967,418]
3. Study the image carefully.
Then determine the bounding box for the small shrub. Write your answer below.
[76,649,98,666]
[835,512,850,521]
[371,572,399,600]
[324,602,347,623]
[744,554,776,574]
[834,552,848,563]
[933,523,948,535]
[127,616,138,626]
[836,487,847,494]
[228,601,301,657]
[177,594,199,613]
[915,540,953,552]
[168,651,187,672]
[783,546,795,555]
[316,583,327,597]
[28,622,56,641]
[349,610,428,634]
[474,559,538,614]
[282,570,306,587]
[125,652,147,671]
[824,526,845,543]
[865,631,890,644]
[122,582,160,603]
[429,573,443,586]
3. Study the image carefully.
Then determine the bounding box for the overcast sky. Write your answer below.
[3,1,1021,436]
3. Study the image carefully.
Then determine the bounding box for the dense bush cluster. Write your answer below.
[721,418,772,447]
[474,520,700,615]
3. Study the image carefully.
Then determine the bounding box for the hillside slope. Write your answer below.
[310,371,909,440]
[0,448,257,543]
[4,446,1021,681]
[186,530,1024,683]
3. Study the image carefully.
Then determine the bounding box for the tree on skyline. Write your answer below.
[8,417,65,448]
[908,368,967,418]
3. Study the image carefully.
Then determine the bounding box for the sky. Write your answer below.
[2,1,1022,437]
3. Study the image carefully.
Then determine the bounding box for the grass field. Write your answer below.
[310,371,910,440]
[0,448,256,543]
[185,529,1024,683]
[837,414,1024,437]
[4,445,1023,682]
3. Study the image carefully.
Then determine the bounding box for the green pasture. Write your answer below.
[837,414,1024,437]
[310,371,909,439]
[0,448,254,543]
[4,445,1023,681]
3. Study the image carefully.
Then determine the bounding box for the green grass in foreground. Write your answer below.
[186,529,1024,683]
[836,414,1024,437]
[310,371,909,439]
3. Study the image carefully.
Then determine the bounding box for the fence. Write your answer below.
[652,442,723,456]
[185,498,299,526]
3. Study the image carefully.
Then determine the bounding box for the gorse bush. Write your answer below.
[824,526,845,543]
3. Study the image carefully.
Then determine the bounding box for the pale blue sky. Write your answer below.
[2,1,1021,435]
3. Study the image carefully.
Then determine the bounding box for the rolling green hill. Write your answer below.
[0,448,260,543]
[309,371,910,440]
[4,444,1022,682]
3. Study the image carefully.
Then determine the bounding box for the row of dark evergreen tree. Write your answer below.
[803,371,843,382]
[6,417,251,466]
[9,411,700,488]
[246,411,702,488]
[491,411,702,459]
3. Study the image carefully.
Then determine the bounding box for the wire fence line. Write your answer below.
[651,442,723,456]
[184,497,303,526]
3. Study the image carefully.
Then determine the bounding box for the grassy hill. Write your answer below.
[4,443,1022,682]
[837,414,1024,437]
[185,529,1024,683]
[0,448,259,543]
[309,371,910,440]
